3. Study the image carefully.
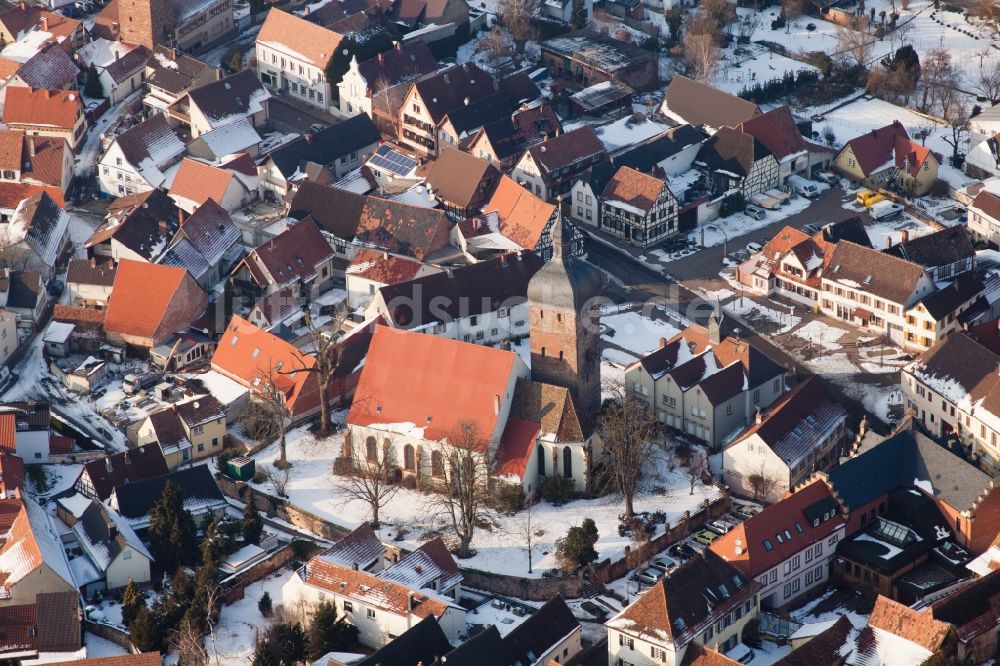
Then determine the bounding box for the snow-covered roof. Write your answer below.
[193,369,250,406]
[196,117,262,159]
[42,320,74,345]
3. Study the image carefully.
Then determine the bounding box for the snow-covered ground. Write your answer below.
[249,425,723,579]
[602,310,682,357]
[725,297,801,334]
[862,213,937,249]
[684,195,813,250]
[212,569,293,666]
[84,633,131,659]
[793,320,847,351]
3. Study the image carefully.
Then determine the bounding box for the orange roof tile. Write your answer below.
[345,248,426,284]
[0,452,23,496]
[42,655,162,666]
[495,417,539,478]
[481,175,555,250]
[0,414,14,454]
[602,165,667,214]
[257,8,343,68]
[348,325,518,442]
[0,182,63,209]
[868,595,951,653]
[53,303,106,325]
[0,130,22,171]
[3,87,81,131]
[103,260,190,339]
[168,158,234,208]
[210,315,319,416]
[0,57,21,80]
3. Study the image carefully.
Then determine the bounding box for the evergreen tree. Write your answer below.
[555,518,599,570]
[120,579,145,627]
[258,591,273,617]
[251,640,281,666]
[129,606,161,652]
[149,481,197,574]
[242,491,263,545]
[306,601,359,661]
[84,63,103,99]
[571,0,587,30]
[260,623,307,666]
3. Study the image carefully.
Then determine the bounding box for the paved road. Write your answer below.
[665,187,856,281]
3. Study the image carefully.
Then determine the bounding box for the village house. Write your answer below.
[423,148,500,220]
[613,124,705,178]
[230,217,335,303]
[0,130,74,195]
[157,199,241,290]
[598,165,679,248]
[345,249,439,312]
[364,143,421,189]
[568,160,614,229]
[66,259,115,309]
[282,554,467,649]
[256,114,381,200]
[76,39,150,105]
[850,596,954,664]
[660,75,761,133]
[380,538,462,600]
[97,114,186,197]
[738,106,835,181]
[93,0,235,53]
[510,126,609,201]
[924,570,1000,663]
[710,480,846,610]
[606,550,761,666]
[0,190,69,282]
[2,87,86,151]
[696,125,781,199]
[167,69,270,139]
[464,103,562,171]
[56,497,153,595]
[0,401,62,463]
[819,240,982,352]
[108,464,227,532]
[0,44,80,108]
[0,495,76,605]
[436,77,540,152]
[0,451,23,498]
[316,523,386,574]
[624,312,787,450]
[143,45,218,114]
[73,443,169,501]
[3,270,47,327]
[366,252,542,345]
[0,4,84,50]
[103,259,209,350]
[833,121,939,196]
[336,40,437,119]
[134,394,226,467]
[883,225,975,282]
[185,117,262,163]
[0,590,82,662]
[168,157,258,214]
[968,186,1000,246]
[540,29,657,92]
[721,377,847,504]
[255,9,342,114]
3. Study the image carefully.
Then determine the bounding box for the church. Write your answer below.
[342,214,605,494]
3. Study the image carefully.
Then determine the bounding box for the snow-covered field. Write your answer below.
[602,310,683,357]
[213,570,293,666]
[250,425,722,579]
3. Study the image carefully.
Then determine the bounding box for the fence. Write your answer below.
[83,619,139,654]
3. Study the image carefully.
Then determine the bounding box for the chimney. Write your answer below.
[27,135,35,158]
[104,457,112,473]
[18,1,25,9]
[493,394,500,415]
[658,337,667,349]
[755,408,762,424]
[170,48,177,60]
[115,47,120,61]
[395,41,402,51]
[884,234,892,250]
[445,268,453,278]
[408,592,417,610]
[39,16,47,31]
[377,52,383,64]
[159,219,168,236]
[178,208,185,226]
[901,229,909,243]
[352,561,359,570]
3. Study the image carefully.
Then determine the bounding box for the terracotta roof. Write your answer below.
[509,378,583,443]
[19,135,67,188]
[930,568,1000,641]
[104,259,200,339]
[410,63,498,124]
[602,165,667,214]
[146,408,189,450]
[67,258,116,287]
[0,497,75,596]
[348,325,518,442]
[825,240,927,305]
[697,126,771,178]
[424,147,499,209]
[258,8,343,68]
[973,189,1000,222]
[772,617,854,666]
[478,175,556,249]
[354,196,451,261]
[43,655,163,666]
[356,40,437,92]
[301,557,456,619]
[0,452,23,497]
[893,134,932,176]
[710,480,844,577]
[680,644,740,666]
[0,413,14,453]
[868,595,951,653]
[0,56,19,79]
[0,602,36,654]
[169,158,235,208]
[0,130,22,171]
[3,87,81,130]
[238,217,333,288]
[738,106,812,161]
[79,443,169,501]
[663,75,761,130]
[495,417,539,478]
[346,248,426,284]
[842,121,910,176]
[0,182,62,209]
[210,315,319,416]
[607,550,760,649]
[36,590,80,652]
[53,303,105,325]
[0,6,80,41]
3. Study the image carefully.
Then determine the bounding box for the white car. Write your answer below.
[745,241,763,254]
[745,204,766,220]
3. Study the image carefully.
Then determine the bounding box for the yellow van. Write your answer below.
[856,190,885,207]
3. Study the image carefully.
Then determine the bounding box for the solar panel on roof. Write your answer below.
[369,144,417,176]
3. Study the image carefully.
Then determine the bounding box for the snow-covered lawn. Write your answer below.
[805,352,858,375]
[213,570,294,666]
[250,427,723,579]
[863,214,937,250]
[793,321,847,351]
[84,633,131,659]
[602,310,682,357]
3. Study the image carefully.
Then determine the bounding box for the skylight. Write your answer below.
[763,539,773,551]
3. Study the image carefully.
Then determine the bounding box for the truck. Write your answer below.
[123,372,162,395]
[788,175,821,198]
[868,200,904,220]
[857,189,885,207]
[749,192,781,210]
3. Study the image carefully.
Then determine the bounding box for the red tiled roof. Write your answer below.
[479,175,555,249]
[348,325,518,442]
[738,106,810,161]
[680,644,740,666]
[495,417,539,478]
[169,158,234,208]
[257,8,343,68]
[3,87,81,131]
[843,121,909,176]
[43,655,162,666]
[868,595,951,653]
[53,304,106,325]
[0,414,14,453]
[0,452,23,497]
[103,259,192,339]
[0,182,63,209]
[0,602,36,654]
[345,248,426,285]
[49,434,72,453]
[238,218,334,288]
[893,134,932,177]
[709,480,844,577]
[602,165,666,214]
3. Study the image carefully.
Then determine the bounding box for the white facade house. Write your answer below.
[345,249,440,312]
[282,557,467,649]
[59,497,153,595]
[0,402,53,463]
[969,188,1000,246]
[255,9,341,114]
[97,114,185,197]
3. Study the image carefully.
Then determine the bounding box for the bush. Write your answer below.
[258,591,273,617]
[555,518,599,571]
[493,482,526,515]
[252,470,267,484]
[540,475,576,506]
[217,449,239,476]
[332,456,352,476]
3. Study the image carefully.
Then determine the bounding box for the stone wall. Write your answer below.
[83,619,139,654]
[461,568,585,601]
[221,541,321,603]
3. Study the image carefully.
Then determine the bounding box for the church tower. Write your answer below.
[118,0,175,50]
[527,211,604,427]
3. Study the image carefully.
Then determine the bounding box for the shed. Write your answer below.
[42,320,74,357]
[227,455,255,481]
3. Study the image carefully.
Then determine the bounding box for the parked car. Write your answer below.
[669,542,696,560]
[869,200,904,220]
[745,241,763,254]
[650,556,677,573]
[857,189,885,207]
[788,174,821,198]
[802,223,821,234]
[708,520,732,534]
[636,566,664,585]
[814,171,839,185]
[47,280,64,297]
[745,204,766,220]
[692,529,719,546]
[309,123,326,133]
[729,644,755,663]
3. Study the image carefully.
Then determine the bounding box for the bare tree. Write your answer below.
[747,464,781,503]
[940,87,971,167]
[836,16,874,68]
[683,33,721,83]
[478,27,512,74]
[917,48,954,113]
[284,303,348,437]
[264,465,290,497]
[172,616,209,666]
[510,499,545,574]
[335,440,400,528]
[499,0,538,55]
[735,11,762,43]
[596,385,663,518]
[781,0,804,22]
[686,449,709,495]
[976,60,1000,105]
[424,420,499,558]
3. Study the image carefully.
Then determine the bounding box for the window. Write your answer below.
[432,451,445,477]
[404,444,415,471]
[650,646,666,661]
[343,601,353,612]
[365,437,377,462]
[197,444,204,452]
[618,634,634,650]
[769,569,777,583]
[704,626,714,641]
[212,438,219,448]
[367,608,376,619]
[123,549,132,560]
[763,539,773,551]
